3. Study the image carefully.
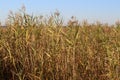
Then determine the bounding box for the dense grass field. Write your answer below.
[0,9,120,80]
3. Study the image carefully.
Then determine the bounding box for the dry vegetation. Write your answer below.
[0,8,120,80]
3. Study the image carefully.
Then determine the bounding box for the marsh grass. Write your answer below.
[0,8,120,80]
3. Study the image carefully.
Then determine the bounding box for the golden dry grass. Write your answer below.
[0,9,120,80]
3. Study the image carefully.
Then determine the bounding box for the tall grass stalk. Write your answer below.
[0,8,120,80]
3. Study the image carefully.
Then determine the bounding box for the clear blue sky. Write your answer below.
[0,0,120,25]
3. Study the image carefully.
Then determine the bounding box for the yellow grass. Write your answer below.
[0,8,120,80]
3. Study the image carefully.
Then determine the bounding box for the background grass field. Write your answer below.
[0,9,120,80]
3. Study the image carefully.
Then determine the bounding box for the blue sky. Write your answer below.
[0,0,120,25]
